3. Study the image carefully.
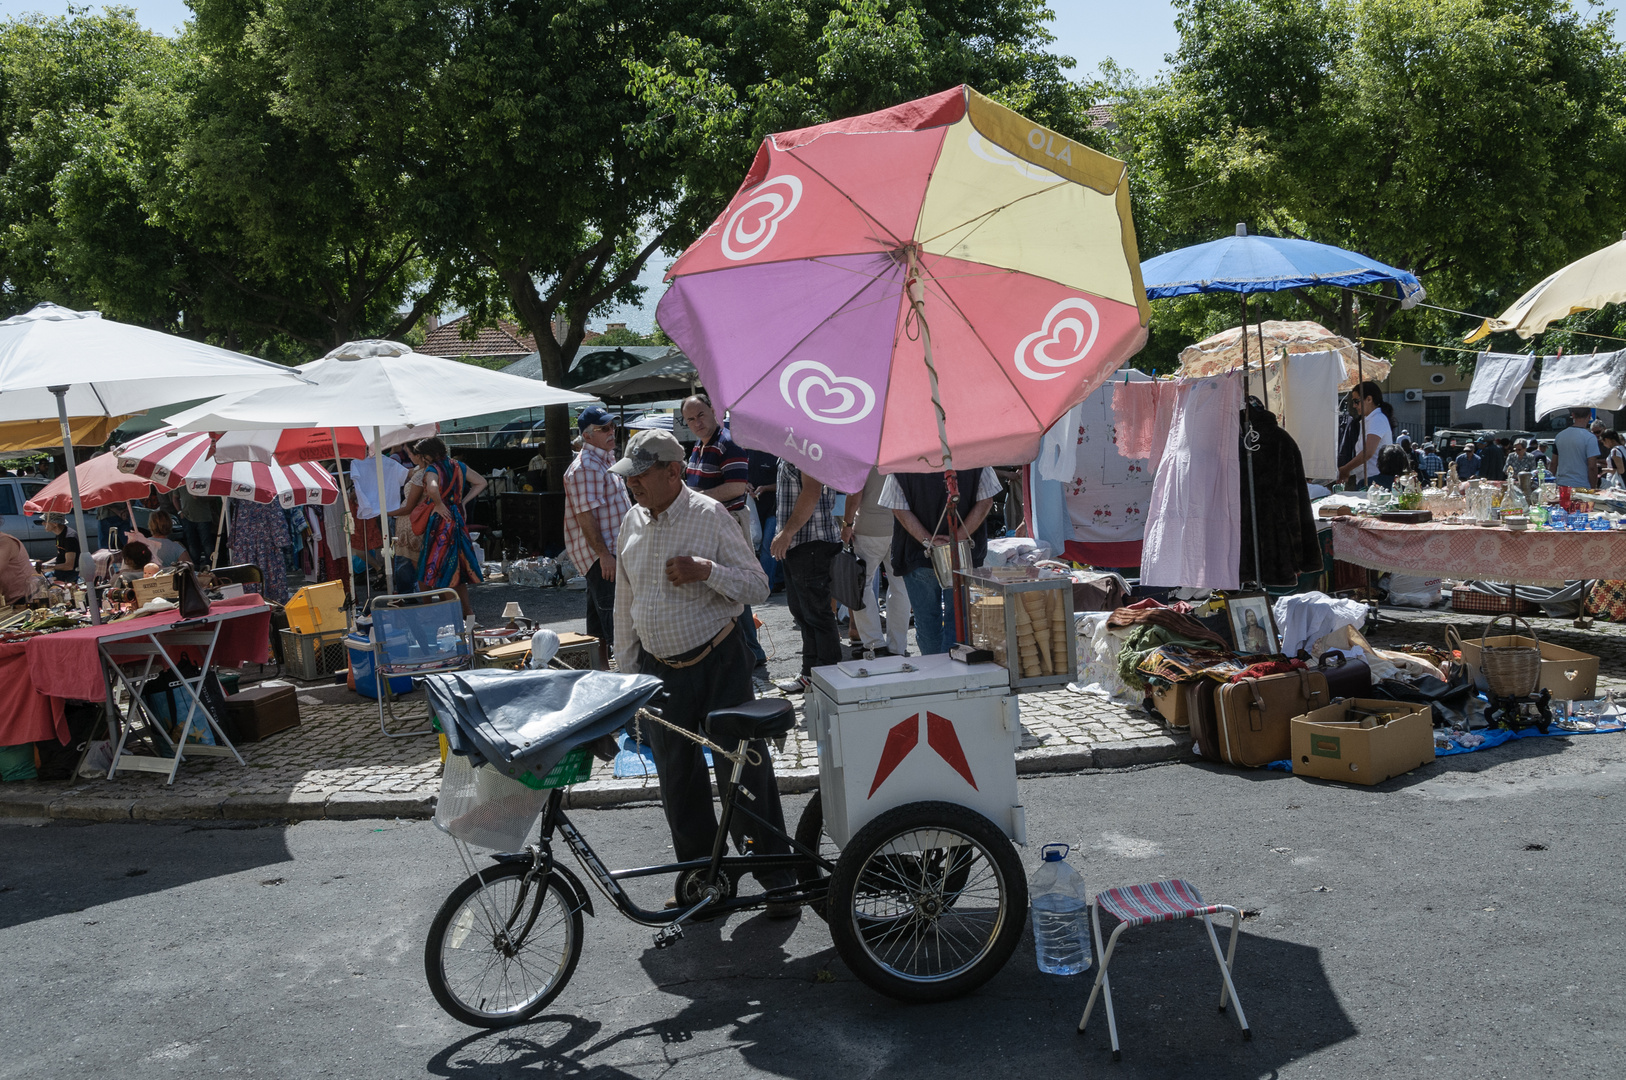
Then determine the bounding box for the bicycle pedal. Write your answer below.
[653,924,685,950]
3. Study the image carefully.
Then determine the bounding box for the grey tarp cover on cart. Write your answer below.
[425,668,663,782]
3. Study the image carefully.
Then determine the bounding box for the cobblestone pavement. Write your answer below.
[7,585,1624,822]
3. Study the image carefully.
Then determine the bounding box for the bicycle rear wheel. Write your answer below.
[425,862,584,1027]
[827,801,1025,1002]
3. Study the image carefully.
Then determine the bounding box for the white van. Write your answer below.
[0,475,58,558]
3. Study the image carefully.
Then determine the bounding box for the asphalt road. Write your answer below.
[3,733,1624,1079]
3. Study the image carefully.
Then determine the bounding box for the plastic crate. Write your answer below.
[517,747,593,791]
[279,627,350,681]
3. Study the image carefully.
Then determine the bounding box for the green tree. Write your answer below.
[243,0,1087,481]
[0,8,176,318]
[1110,0,1626,368]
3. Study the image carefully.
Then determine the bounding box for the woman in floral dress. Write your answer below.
[413,438,486,619]
[229,498,291,603]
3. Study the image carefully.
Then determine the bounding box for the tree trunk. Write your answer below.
[502,269,575,490]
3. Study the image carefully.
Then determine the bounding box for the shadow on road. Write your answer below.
[0,820,293,931]
[424,911,1356,1078]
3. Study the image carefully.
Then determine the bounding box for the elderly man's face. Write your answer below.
[682,399,718,440]
[625,461,685,509]
[582,423,616,451]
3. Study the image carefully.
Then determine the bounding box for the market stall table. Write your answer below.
[1329,516,1626,587]
[25,594,272,783]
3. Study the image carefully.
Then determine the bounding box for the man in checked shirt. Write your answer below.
[562,406,630,669]
[611,429,798,916]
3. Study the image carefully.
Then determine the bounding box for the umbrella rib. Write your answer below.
[914,263,1045,437]
[917,184,1070,250]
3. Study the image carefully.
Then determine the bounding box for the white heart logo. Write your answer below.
[779,360,876,426]
[1014,298,1101,381]
[721,175,803,261]
[967,132,1061,183]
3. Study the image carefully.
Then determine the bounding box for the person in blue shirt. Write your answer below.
[1453,442,1482,480]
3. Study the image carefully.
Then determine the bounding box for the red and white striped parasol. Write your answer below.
[118,427,338,507]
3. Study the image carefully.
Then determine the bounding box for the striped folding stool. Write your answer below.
[1076,878,1250,1059]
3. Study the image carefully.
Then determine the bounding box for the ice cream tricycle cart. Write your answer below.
[421,576,1074,1027]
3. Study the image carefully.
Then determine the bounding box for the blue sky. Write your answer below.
[0,0,1185,75]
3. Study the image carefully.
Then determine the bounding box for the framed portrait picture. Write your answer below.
[1225,592,1278,656]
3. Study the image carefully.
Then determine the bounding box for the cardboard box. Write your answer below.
[1290,699,1435,786]
[1455,634,1598,700]
[132,573,178,607]
[1149,683,1191,729]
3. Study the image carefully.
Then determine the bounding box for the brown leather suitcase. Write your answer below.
[223,684,301,743]
[1186,680,1224,762]
[1214,669,1330,767]
[1316,650,1372,699]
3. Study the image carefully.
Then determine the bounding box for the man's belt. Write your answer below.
[655,622,737,670]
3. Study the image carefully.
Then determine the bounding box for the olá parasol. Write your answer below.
[655,85,1150,495]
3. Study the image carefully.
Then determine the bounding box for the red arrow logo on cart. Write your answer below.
[867,711,979,798]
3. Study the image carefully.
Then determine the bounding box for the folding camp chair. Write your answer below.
[367,589,473,738]
[1077,878,1250,1060]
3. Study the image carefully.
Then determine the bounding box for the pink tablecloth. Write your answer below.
[25,594,272,701]
[1330,517,1626,586]
[0,643,67,745]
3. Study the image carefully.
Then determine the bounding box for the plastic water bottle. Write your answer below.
[1030,843,1091,975]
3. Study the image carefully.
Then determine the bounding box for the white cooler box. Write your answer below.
[804,654,1024,849]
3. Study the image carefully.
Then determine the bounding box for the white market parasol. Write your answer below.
[167,339,596,592]
[0,303,304,622]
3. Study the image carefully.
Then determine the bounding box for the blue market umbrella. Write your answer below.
[1140,224,1425,585]
[1141,225,1425,301]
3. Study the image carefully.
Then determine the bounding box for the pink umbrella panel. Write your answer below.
[23,452,175,514]
[656,85,1151,493]
[117,428,338,507]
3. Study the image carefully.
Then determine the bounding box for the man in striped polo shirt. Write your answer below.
[682,394,767,666]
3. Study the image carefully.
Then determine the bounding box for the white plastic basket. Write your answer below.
[433,752,551,851]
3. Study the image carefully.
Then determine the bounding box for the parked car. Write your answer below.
[0,474,58,559]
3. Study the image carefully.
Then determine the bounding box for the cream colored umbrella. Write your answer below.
[1178,320,1391,393]
[1466,232,1626,342]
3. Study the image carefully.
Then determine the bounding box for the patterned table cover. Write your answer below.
[1330,517,1626,586]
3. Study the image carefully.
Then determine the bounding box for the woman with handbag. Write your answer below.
[412,438,487,619]
[389,447,429,559]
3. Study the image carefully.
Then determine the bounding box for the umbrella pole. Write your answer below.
[1239,298,1264,589]
[212,499,228,568]
[329,429,357,607]
[907,249,965,639]
[374,429,394,595]
[908,250,952,472]
[51,387,100,626]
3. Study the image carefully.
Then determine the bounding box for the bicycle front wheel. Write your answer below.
[425,863,584,1027]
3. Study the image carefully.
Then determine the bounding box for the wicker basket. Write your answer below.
[1470,614,1543,698]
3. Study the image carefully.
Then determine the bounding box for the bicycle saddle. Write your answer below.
[702,698,795,743]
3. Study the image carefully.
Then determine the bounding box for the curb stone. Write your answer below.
[0,734,1193,822]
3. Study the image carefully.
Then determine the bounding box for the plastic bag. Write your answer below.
[433,752,550,851]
